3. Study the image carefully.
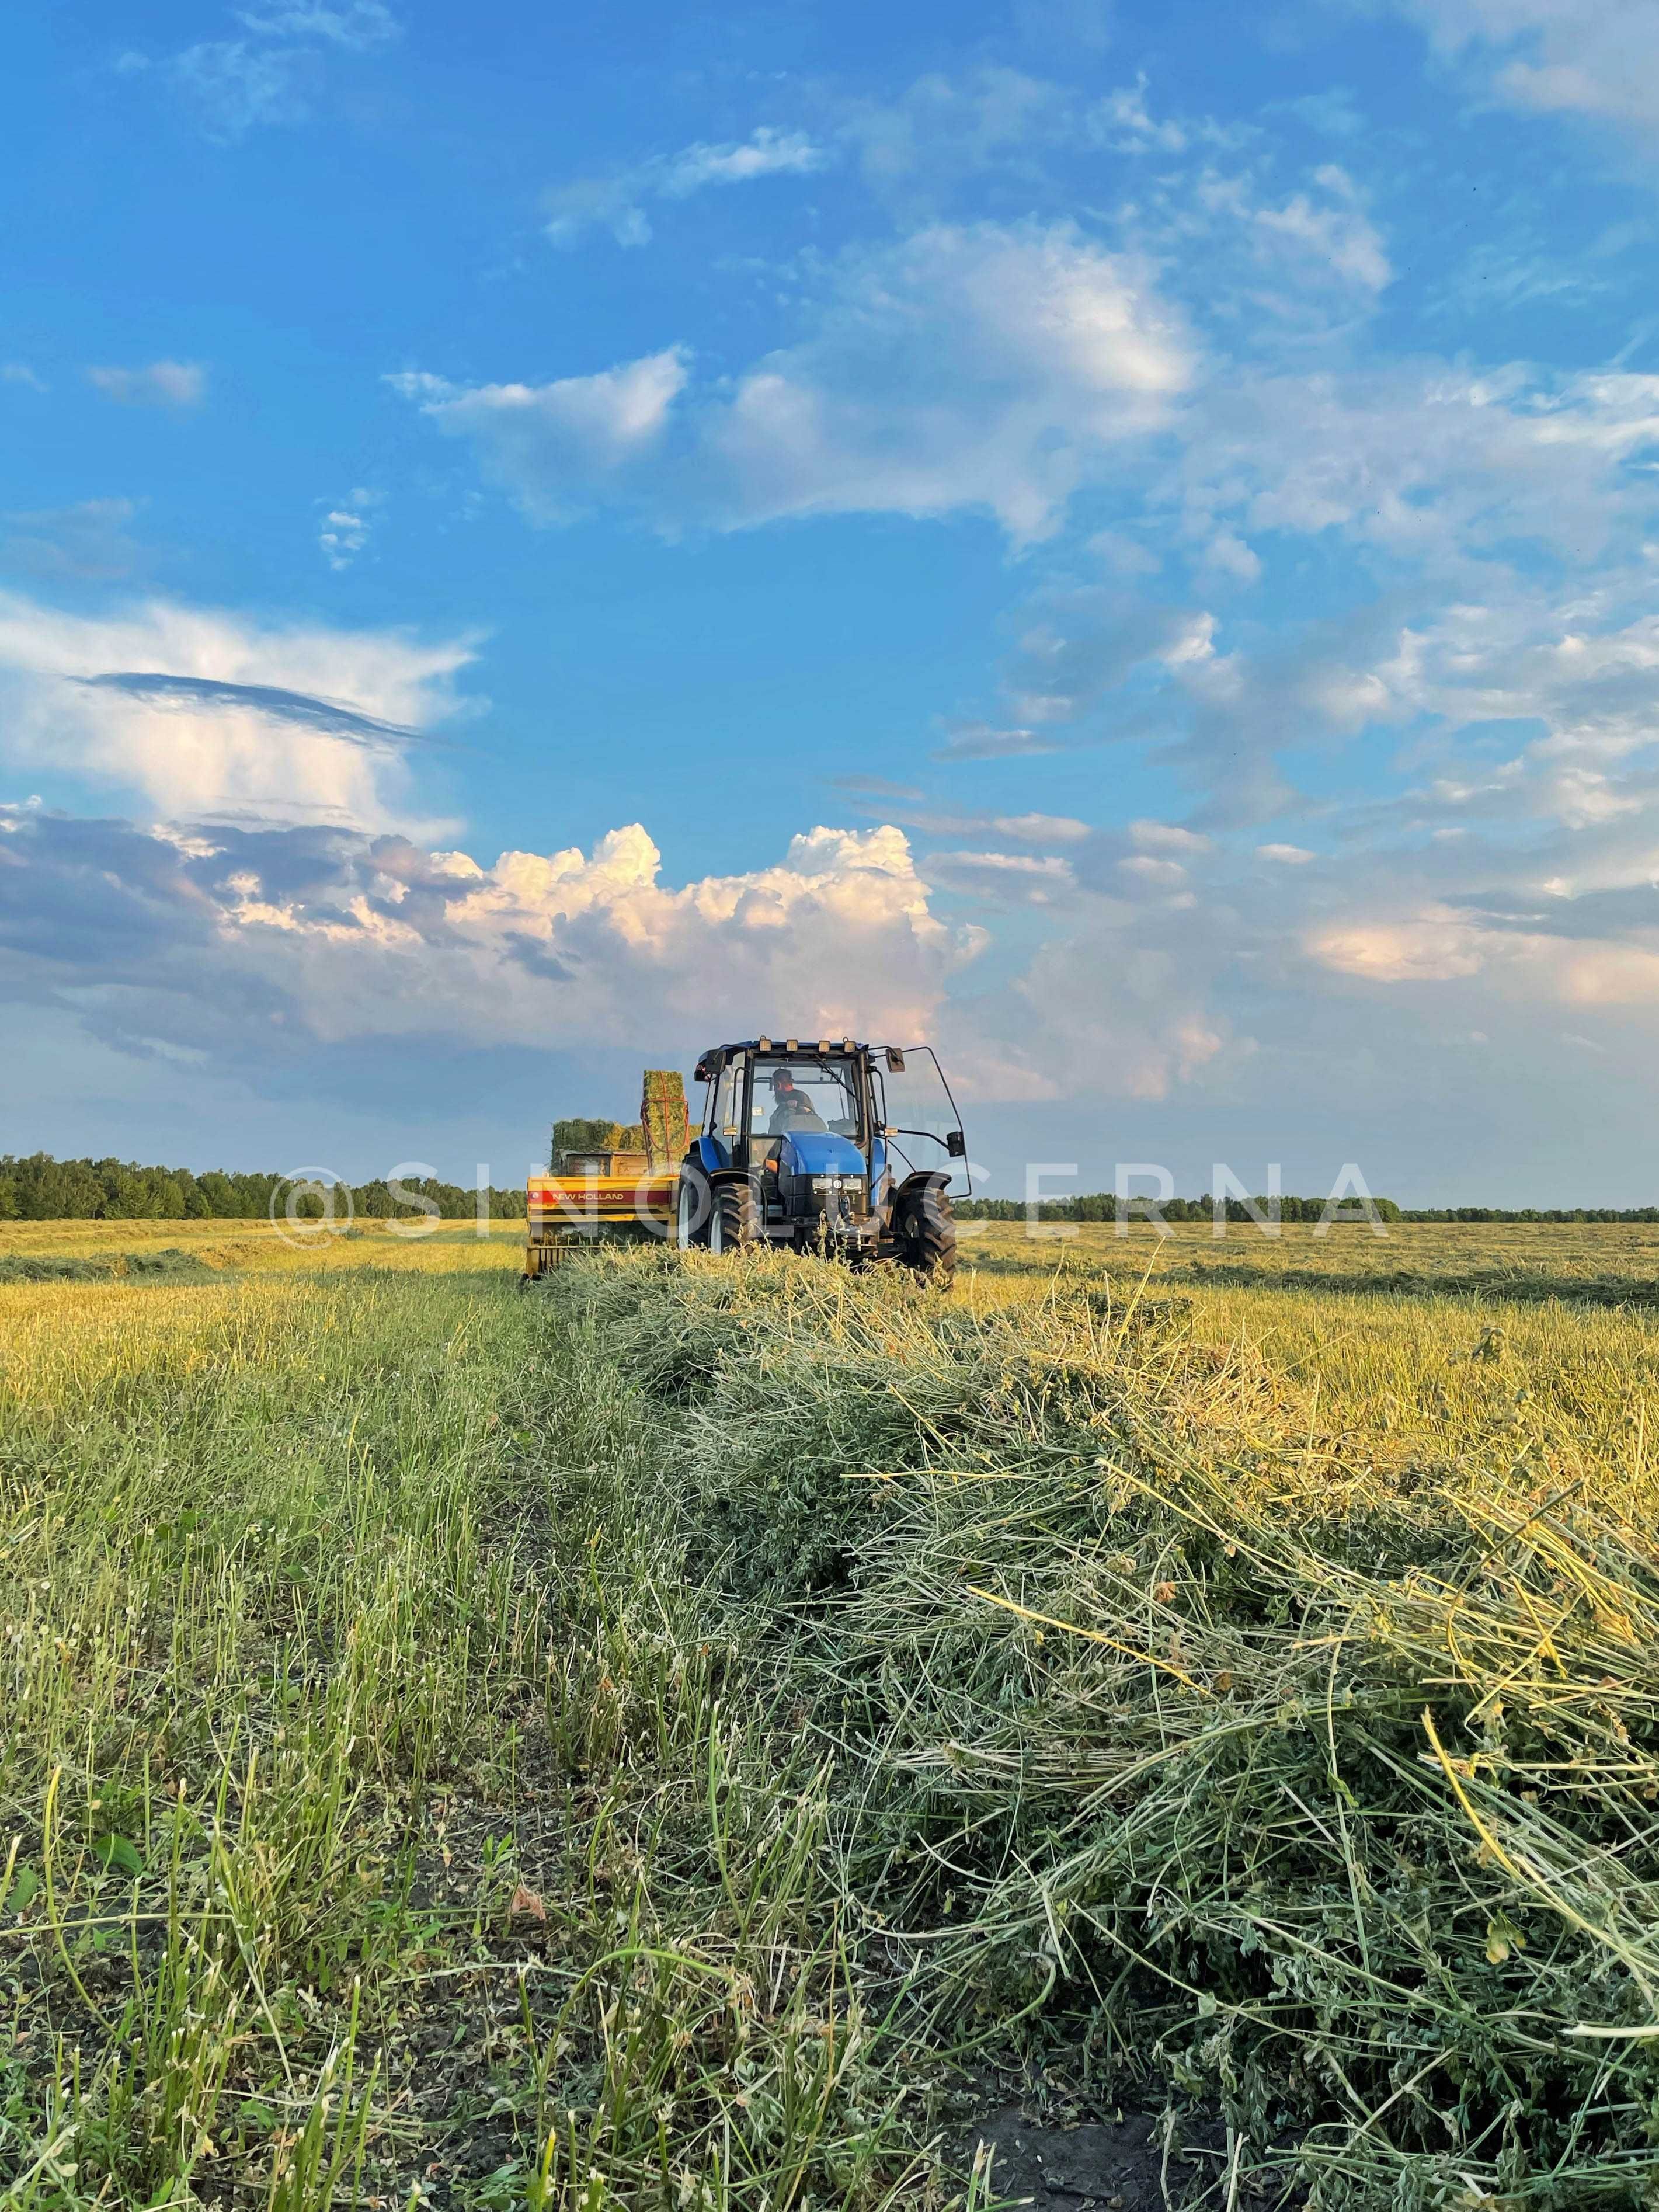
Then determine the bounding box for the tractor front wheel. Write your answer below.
[675,1171,711,1249]
[895,1187,957,1286]
[710,1179,761,1255]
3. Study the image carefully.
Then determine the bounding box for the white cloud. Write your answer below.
[234,2,401,49]
[399,222,1191,542]
[1168,363,1659,606]
[1249,164,1392,291]
[0,590,472,829]
[392,350,690,525]
[923,850,1077,903]
[994,914,1232,1100]
[171,40,309,135]
[0,499,144,581]
[709,225,1189,540]
[849,802,1091,846]
[1130,818,1211,854]
[1392,0,1659,146]
[86,360,207,409]
[1090,75,1189,154]
[40,818,987,1059]
[930,721,1059,760]
[1257,842,1315,864]
[2,363,47,392]
[154,3,401,138]
[662,128,824,194]
[318,487,380,570]
[545,127,826,248]
[839,66,1076,210]
[1269,88,1365,139]
[1310,909,1489,982]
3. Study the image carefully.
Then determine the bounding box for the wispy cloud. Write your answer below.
[86,360,206,408]
[1265,87,1365,139]
[170,40,312,135]
[848,801,1092,847]
[76,673,424,748]
[1389,0,1659,150]
[233,2,400,50]
[545,127,827,248]
[830,774,925,799]
[930,722,1059,760]
[2,363,47,392]
[130,1,404,140]
[1,500,144,582]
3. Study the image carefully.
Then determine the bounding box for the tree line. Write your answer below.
[0,1154,529,1222]
[6,1153,1654,1227]
[953,1194,1659,1223]
[955,1192,1404,1222]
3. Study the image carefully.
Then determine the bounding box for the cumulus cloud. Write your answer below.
[0,813,985,1071]
[545,127,827,248]
[86,360,206,408]
[0,592,473,828]
[1310,908,1489,982]
[396,222,1191,542]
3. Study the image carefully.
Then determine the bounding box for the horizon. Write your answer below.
[8,1,1659,1203]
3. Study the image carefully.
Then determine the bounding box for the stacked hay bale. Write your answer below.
[640,1070,689,1168]
[549,1117,645,1170]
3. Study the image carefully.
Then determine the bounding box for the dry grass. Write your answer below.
[2,1218,1657,2208]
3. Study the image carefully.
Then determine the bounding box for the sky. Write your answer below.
[6,0,1659,1204]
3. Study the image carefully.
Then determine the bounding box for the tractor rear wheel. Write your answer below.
[710,1178,760,1254]
[896,1187,957,1286]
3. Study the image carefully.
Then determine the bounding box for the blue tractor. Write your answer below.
[674,1036,969,1283]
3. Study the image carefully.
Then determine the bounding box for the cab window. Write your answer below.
[711,1054,745,1138]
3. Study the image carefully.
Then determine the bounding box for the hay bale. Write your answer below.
[551,1116,649,1168]
[551,1117,622,1168]
[640,1070,689,1167]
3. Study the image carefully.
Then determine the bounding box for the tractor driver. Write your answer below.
[767,1067,827,1135]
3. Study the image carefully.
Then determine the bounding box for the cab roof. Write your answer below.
[698,1037,868,1066]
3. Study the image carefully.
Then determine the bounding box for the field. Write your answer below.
[3,1215,1659,2210]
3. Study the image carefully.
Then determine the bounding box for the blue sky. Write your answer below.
[6,0,1659,1201]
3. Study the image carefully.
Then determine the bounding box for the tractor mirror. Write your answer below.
[885,1046,906,1072]
[947,1129,966,1157]
[694,1058,711,1083]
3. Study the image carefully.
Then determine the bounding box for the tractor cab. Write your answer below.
[676,1036,967,1282]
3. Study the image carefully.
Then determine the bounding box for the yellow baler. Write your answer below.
[523,1070,687,1277]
